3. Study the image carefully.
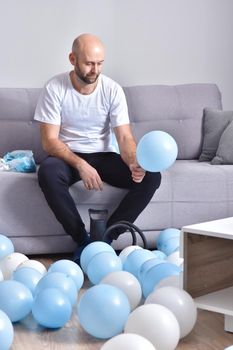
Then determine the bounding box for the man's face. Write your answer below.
[71,47,104,85]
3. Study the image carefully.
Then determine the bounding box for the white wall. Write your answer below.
[0,0,232,108]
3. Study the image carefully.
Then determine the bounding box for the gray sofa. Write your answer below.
[0,83,232,255]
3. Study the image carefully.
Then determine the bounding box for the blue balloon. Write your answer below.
[0,234,14,259]
[152,249,167,260]
[160,236,180,256]
[48,259,84,291]
[138,258,166,284]
[35,272,77,306]
[32,287,72,328]
[12,267,43,296]
[0,309,14,350]
[77,284,130,339]
[142,262,181,298]
[136,131,178,172]
[157,228,180,251]
[123,248,155,277]
[0,280,33,322]
[87,251,122,285]
[80,241,116,274]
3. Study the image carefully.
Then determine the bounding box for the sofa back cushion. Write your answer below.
[0,88,47,163]
[123,84,222,159]
[0,84,222,163]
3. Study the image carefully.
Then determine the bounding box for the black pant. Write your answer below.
[38,152,161,246]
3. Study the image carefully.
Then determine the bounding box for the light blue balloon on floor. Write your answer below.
[138,258,166,284]
[123,248,155,278]
[12,267,43,296]
[0,280,33,322]
[0,309,14,350]
[87,251,122,285]
[225,346,233,350]
[136,130,178,172]
[142,262,181,298]
[80,241,116,274]
[48,259,84,291]
[157,228,180,251]
[152,249,167,260]
[0,234,14,259]
[35,271,77,306]
[160,236,180,256]
[77,284,130,339]
[32,287,72,328]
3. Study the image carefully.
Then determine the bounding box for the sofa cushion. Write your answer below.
[199,109,233,162]
[211,120,233,164]
[0,88,47,164]
[123,84,222,160]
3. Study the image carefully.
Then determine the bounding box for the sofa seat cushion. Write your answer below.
[138,160,233,231]
[1,160,233,243]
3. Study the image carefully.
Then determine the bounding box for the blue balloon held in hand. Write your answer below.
[136,131,178,172]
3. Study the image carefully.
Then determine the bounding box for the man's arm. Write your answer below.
[40,123,103,190]
[114,124,145,183]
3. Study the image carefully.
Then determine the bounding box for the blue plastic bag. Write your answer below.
[2,150,36,173]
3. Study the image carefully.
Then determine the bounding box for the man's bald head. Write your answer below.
[72,34,105,57]
[69,34,105,86]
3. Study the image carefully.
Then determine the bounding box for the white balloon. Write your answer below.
[167,251,184,269]
[0,268,3,281]
[17,259,47,275]
[145,286,197,338]
[155,275,181,290]
[101,333,156,350]
[0,252,28,279]
[100,271,142,310]
[124,304,180,350]
[119,245,143,265]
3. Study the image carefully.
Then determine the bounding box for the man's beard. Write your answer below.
[75,66,99,85]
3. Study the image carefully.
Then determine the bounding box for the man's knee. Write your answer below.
[143,171,162,191]
[38,157,65,188]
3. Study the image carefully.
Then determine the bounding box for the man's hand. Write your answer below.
[129,163,146,183]
[77,160,103,191]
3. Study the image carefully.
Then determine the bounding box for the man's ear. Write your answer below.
[69,52,76,66]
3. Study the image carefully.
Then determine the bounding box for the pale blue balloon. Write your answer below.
[138,258,166,284]
[160,236,180,256]
[157,228,180,251]
[123,248,155,277]
[32,287,72,328]
[136,131,178,172]
[152,249,167,260]
[48,259,84,291]
[0,280,33,322]
[0,234,14,259]
[80,241,116,274]
[77,284,130,339]
[0,309,14,350]
[12,267,43,296]
[142,262,181,298]
[87,251,122,285]
[35,272,77,306]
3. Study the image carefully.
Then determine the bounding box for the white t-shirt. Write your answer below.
[34,72,129,153]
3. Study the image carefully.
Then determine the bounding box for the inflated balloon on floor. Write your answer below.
[136,131,178,172]
[77,284,130,339]
[101,333,156,350]
[145,286,197,338]
[0,309,14,350]
[0,234,14,260]
[124,304,180,350]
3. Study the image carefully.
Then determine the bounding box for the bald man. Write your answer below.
[34,34,161,263]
